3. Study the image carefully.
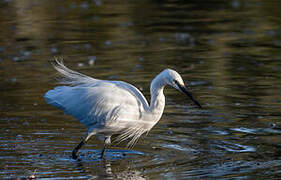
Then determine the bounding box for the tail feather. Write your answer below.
[53,58,99,86]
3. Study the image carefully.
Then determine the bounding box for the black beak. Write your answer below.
[175,81,202,108]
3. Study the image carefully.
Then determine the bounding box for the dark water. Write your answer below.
[1,0,281,179]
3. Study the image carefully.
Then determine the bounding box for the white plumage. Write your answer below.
[44,60,201,159]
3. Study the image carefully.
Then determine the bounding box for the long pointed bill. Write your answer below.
[176,82,202,108]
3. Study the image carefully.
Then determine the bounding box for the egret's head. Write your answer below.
[163,69,202,108]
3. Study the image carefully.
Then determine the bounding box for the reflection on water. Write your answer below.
[0,0,281,179]
[73,151,147,180]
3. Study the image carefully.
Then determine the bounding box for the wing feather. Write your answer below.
[44,61,150,136]
[52,59,99,86]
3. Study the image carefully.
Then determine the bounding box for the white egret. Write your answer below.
[44,60,202,159]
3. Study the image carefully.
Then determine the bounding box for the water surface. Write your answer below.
[0,0,281,179]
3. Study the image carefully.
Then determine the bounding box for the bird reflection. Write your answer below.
[73,157,146,180]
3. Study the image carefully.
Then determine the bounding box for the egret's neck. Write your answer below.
[148,74,166,122]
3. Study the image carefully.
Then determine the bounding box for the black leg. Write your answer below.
[101,143,106,159]
[72,140,85,159]
[72,132,94,159]
[101,136,111,159]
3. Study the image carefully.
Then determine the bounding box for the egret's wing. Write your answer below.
[45,61,150,133]
[44,84,113,128]
[45,86,88,127]
[52,60,149,108]
[44,81,148,131]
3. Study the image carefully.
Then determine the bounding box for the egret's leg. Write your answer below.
[72,132,94,159]
[72,140,85,159]
[101,136,111,158]
[101,143,106,158]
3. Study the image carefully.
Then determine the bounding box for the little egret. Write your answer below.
[44,60,202,159]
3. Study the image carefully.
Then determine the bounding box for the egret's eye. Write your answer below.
[174,80,179,85]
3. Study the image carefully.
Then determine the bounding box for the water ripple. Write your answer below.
[216,141,256,153]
